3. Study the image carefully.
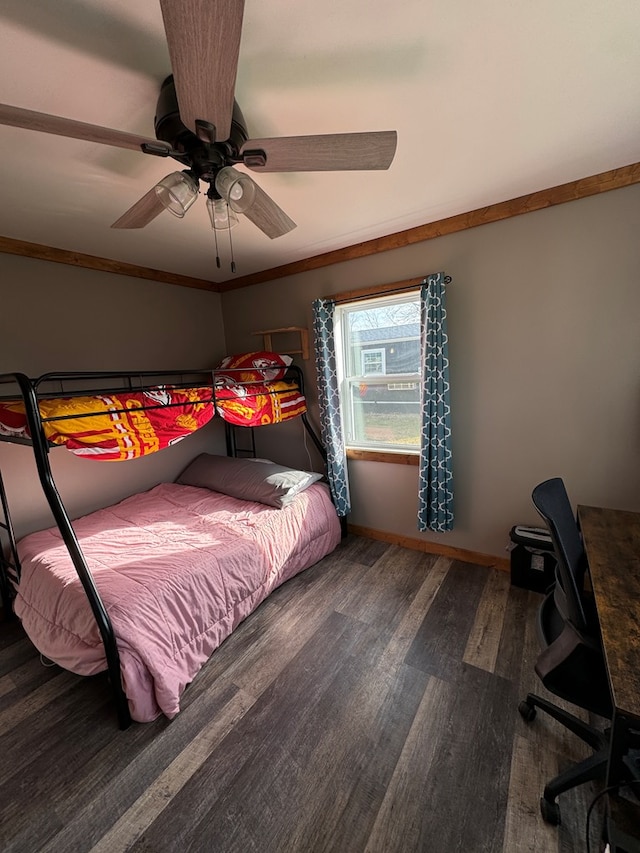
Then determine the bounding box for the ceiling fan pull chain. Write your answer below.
[228,207,236,274]
[213,220,221,269]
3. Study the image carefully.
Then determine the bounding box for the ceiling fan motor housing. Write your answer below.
[154,76,249,184]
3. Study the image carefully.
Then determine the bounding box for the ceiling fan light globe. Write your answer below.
[155,171,199,218]
[215,166,256,214]
[206,196,239,230]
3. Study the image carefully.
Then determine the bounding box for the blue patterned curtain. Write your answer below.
[418,273,454,531]
[312,299,351,516]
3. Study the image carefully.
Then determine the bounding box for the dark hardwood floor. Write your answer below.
[0,535,604,852]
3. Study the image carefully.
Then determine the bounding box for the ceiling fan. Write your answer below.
[0,0,397,242]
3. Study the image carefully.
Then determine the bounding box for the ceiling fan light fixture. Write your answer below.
[215,167,256,214]
[155,171,199,218]
[206,196,239,230]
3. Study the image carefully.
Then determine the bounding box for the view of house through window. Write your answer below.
[335,291,421,451]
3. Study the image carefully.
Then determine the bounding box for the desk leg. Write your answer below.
[607,712,634,788]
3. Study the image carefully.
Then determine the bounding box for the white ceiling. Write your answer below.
[1,0,639,283]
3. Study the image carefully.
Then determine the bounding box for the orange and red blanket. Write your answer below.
[0,380,306,461]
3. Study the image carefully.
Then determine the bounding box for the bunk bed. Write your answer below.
[0,358,341,727]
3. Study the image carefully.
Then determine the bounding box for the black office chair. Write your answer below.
[519,477,613,825]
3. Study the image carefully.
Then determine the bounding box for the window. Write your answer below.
[335,291,421,452]
[387,382,418,391]
[361,348,385,375]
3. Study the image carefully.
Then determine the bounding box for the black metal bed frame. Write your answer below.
[0,366,327,729]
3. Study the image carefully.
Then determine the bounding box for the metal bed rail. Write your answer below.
[0,366,316,433]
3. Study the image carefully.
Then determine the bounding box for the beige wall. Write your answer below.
[221,184,640,559]
[2,184,639,556]
[0,254,227,538]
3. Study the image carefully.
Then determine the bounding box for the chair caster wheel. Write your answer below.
[540,797,561,825]
[518,700,536,722]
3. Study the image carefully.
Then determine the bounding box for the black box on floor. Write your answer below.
[509,525,557,593]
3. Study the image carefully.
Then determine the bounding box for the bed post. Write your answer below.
[225,421,237,457]
[13,374,132,729]
[300,413,327,463]
[0,469,20,618]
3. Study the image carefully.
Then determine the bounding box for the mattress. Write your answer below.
[14,482,341,722]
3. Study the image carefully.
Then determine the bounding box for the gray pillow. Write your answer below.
[176,454,323,508]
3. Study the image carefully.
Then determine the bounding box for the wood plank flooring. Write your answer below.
[0,535,606,852]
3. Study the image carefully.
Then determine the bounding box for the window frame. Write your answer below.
[334,288,422,460]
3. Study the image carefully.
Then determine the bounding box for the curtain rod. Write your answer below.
[330,273,452,305]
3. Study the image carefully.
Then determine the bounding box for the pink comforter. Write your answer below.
[14,482,341,722]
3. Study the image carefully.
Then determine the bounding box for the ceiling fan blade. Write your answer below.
[240,176,296,239]
[159,0,244,142]
[240,130,397,173]
[111,187,166,229]
[0,103,171,154]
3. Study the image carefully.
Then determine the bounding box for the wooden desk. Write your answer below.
[578,505,640,730]
[578,505,640,850]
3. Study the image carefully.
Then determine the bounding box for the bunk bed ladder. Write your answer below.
[225,412,325,466]
[225,422,257,458]
[0,469,20,618]
[11,374,132,729]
